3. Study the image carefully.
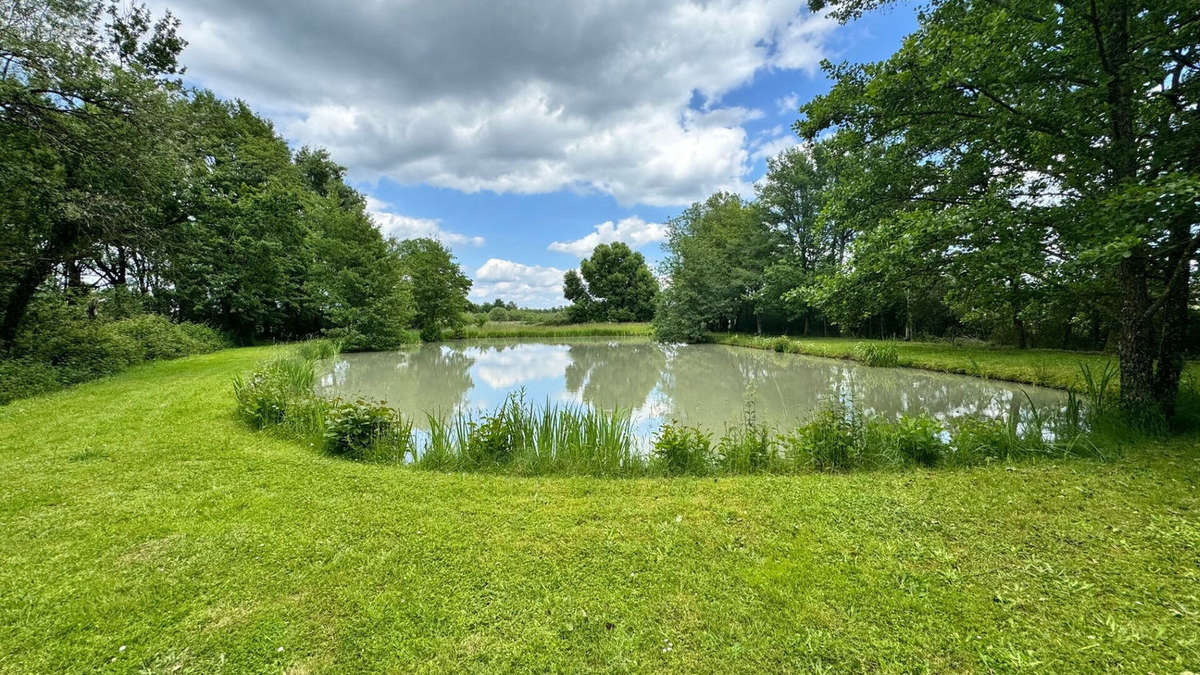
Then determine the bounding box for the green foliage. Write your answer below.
[652,423,713,476]
[877,414,944,467]
[395,238,472,341]
[0,359,61,405]
[564,243,658,323]
[716,403,775,474]
[654,193,770,342]
[323,398,412,461]
[0,297,226,405]
[853,341,899,368]
[782,403,868,472]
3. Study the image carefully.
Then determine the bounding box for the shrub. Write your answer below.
[652,423,713,475]
[0,359,61,405]
[783,404,865,471]
[464,407,520,466]
[716,402,775,473]
[949,417,1018,465]
[881,414,945,467]
[770,336,792,353]
[853,341,900,368]
[324,398,411,461]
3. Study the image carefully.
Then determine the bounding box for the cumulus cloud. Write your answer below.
[365,197,484,247]
[776,92,801,115]
[149,0,836,207]
[749,125,802,163]
[471,258,567,308]
[548,216,667,257]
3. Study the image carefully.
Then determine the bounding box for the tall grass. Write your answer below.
[235,341,1118,476]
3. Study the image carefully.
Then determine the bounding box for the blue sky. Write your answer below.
[155,0,918,306]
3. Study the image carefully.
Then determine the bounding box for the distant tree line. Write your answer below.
[0,1,471,353]
[656,0,1199,420]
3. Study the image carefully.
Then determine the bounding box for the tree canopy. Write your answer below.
[563,242,658,323]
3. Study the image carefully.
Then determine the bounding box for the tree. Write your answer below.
[564,242,658,322]
[0,0,186,346]
[394,238,472,341]
[799,0,1200,418]
[654,193,771,341]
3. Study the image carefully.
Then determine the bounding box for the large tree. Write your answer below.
[395,238,472,341]
[800,0,1199,417]
[564,242,658,322]
[0,0,186,346]
[654,193,772,341]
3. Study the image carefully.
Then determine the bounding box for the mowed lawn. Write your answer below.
[1,348,1198,672]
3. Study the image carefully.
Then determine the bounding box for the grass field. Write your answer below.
[1,347,1198,672]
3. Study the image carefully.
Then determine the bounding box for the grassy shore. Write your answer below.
[1,347,1198,671]
[455,321,652,339]
[713,333,1200,393]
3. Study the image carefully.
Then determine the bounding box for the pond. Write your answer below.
[317,337,1068,440]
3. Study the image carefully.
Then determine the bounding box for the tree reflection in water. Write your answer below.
[319,338,1066,436]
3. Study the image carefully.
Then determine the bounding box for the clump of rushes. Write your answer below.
[853,341,900,368]
[782,401,868,471]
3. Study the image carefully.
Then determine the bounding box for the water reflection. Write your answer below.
[317,338,1066,437]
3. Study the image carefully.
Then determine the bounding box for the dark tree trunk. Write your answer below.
[1117,251,1157,411]
[1,221,81,347]
[1152,221,1194,418]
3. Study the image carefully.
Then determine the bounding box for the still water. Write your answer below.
[317,337,1066,437]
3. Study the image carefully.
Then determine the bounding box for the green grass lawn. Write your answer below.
[1,347,1198,672]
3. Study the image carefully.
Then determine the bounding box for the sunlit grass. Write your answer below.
[0,346,1197,671]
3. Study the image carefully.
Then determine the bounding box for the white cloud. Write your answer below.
[548,216,667,257]
[471,258,567,308]
[151,0,837,207]
[365,196,484,247]
[776,92,800,115]
[749,125,802,163]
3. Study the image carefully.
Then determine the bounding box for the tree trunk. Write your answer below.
[1117,251,1157,412]
[1,256,59,347]
[1,221,81,347]
[1152,221,1193,418]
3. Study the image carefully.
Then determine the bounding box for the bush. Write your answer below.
[324,398,411,461]
[716,403,775,473]
[0,359,61,405]
[1,295,228,405]
[652,423,713,475]
[949,417,1018,465]
[106,314,226,361]
[464,405,520,466]
[770,336,792,353]
[879,414,945,467]
[783,404,866,471]
[853,341,900,368]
